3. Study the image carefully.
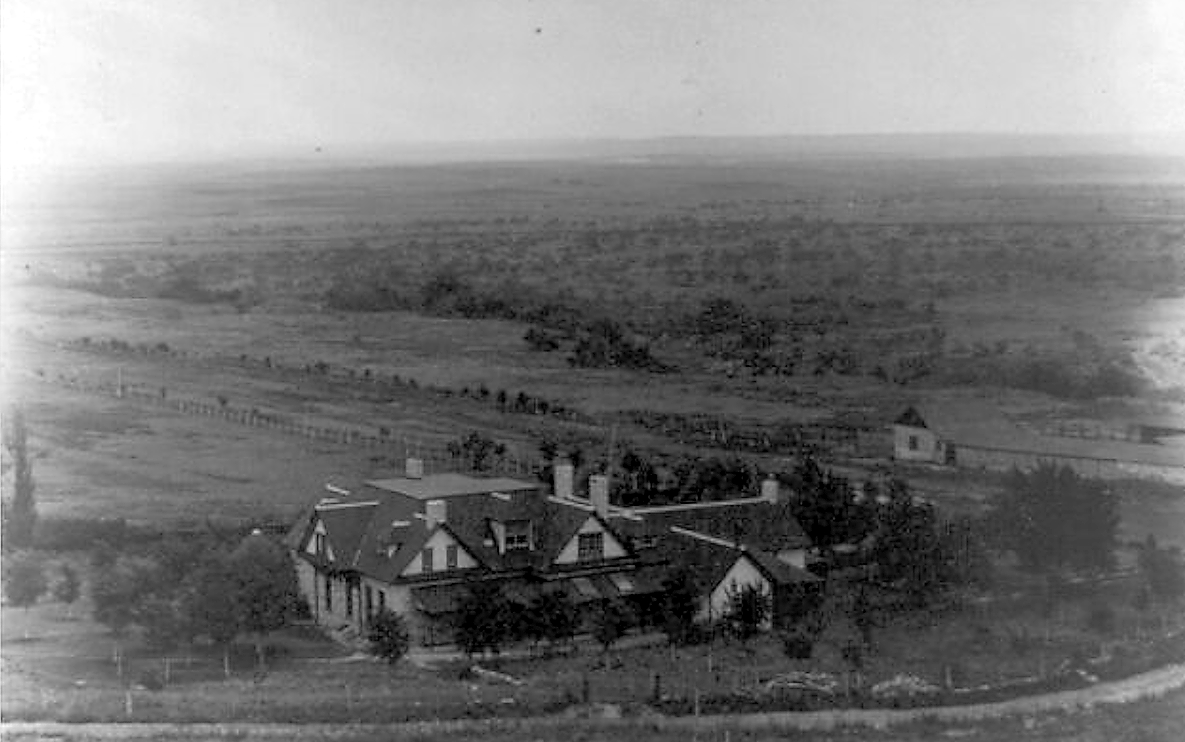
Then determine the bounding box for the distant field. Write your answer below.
[2,152,1183,538]
[5,374,374,525]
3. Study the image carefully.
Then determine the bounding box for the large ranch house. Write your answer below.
[287,458,820,645]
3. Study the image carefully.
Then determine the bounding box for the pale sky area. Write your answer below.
[2,0,1184,173]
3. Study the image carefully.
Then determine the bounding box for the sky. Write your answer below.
[2,0,1183,173]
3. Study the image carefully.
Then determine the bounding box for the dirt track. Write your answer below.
[2,662,1182,741]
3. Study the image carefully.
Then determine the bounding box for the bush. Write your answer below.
[1086,603,1117,636]
[781,629,815,659]
[136,667,165,692]
[34,517,132,552]
[367,610,410,665]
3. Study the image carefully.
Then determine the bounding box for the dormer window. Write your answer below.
[505,520,532,551]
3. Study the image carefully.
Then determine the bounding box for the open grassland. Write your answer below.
[0,370,377,525]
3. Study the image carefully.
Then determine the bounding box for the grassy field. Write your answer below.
[5,553,1183,717]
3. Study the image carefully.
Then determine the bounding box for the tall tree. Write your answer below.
[452,581,515,657]
[1138,535,1185,604]
[181,554,241,677]
[91,558,155,637]
[229,533,302,672]
[787,457,873,552]
[988,463,1119,574]
[871,486,951,606]
[2,408,37,551]
[447,432,507,473]
[3,551,48,611]
[591,598,634,653]
[53,563,81,618]
[529,590,579,651]
[660,567,701,645]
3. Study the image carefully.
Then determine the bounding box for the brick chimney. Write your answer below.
[761,476,780,504]
[425,499,447,530]
[553,458,574,499]
[588,474,609,517]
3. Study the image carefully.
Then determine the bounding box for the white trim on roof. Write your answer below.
[315,500,380,510]
[631,496,771,514]
[670,525,741,550]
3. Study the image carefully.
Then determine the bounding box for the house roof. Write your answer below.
[316,502,379,569]
[290,476,638,585]
[618,500,811,553]
[894,401,1024,449]
[746,548,820,585]
[365,474,540,500]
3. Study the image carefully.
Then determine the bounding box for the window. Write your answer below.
[324,575,333,612]
[364,586,373,617]
[421,547,435,573]
[314,532,326,555]
[345,583,353,617]
[446,544,459,570]
[378,590,386,613]
[577,532,604,562]
[908,435,919,451]
[505,520,532,551]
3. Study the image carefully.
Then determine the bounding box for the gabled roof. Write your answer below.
[894,401,1022,448]
[290,476,637,585]
[316,502,379,568]
[746,549,820,585]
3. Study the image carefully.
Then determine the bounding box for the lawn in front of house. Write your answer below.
[6,550,1182,724]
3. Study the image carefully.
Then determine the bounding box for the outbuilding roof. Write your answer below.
[896,401,1185,469]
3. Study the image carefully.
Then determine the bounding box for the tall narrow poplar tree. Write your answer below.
[2,408,37,551]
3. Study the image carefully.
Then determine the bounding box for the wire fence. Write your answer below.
[33,366,549,480]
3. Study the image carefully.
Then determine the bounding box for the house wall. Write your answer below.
[400,528,478,576]
[703,556,772,629]
[893,425,940,463]
[294,557,357,629]
[947,445,1185,484]
[554,516,628,564]
[294,557,320,620]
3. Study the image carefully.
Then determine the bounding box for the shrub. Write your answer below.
[1086,603,1117,636]
[781,629,814,659]
[137,667,165,691]
[34,517,131,552]
[3,552,48,609]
